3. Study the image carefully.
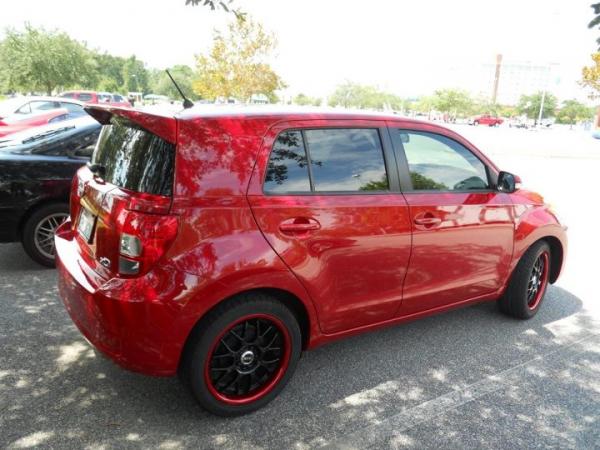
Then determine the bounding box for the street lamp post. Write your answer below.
[537,90,546,126]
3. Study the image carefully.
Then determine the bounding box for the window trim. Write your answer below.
[390,128,495,194]
[262,126,399,196]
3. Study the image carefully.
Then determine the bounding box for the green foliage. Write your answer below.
[556,99,595,124]
[149,65,197,100]
[293,93,322,106]
[0,24,95,95]
[0,25,156,96]
[193,16,285,102]
[410,172,447,190]
[328,82,404,110]
[588,3,600,49]
[517,91,558,120]
[432,89,473,115]
[185,0,245,19]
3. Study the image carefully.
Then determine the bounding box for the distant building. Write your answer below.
[477,57,559,106]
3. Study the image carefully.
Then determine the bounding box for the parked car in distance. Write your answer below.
[0,108,71,138]
[0,96,87,120]
[471,114,504,126]
[60,91,132,108]
[0,116,101,266]
[56,105,567,416]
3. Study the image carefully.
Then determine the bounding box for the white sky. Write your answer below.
[1,0,597,102]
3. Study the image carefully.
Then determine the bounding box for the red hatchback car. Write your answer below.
[56,105,567,416]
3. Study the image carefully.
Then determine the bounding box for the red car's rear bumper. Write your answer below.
[55,221,185,376]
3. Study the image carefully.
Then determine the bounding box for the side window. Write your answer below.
[398,130,489,191]
[16,103,31,114]
[264,130,311,193]
[48,114,68,124]
[60,102,85,115]
[305,129,388,192]
[30,101,59,112]
[78,93,93,102]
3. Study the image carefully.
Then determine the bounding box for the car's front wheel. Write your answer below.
[182,293,302,416]
[21,203,69,267]
[498,241,551,319]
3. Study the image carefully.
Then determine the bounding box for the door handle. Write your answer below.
[414,217,441,226]
[279,218,321,234]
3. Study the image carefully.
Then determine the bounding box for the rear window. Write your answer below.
[91,117,175,196]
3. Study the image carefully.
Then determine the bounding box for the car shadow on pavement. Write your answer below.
[0,243,48,272]
[1,248,598,449]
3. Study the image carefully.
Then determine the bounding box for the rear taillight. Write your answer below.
[70,167,90,226]
[107,190,178,277]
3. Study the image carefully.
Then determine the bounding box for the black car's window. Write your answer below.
[34,127,100,156]
[92,117,175,196]
[60,102,85,115]
[30,101,60,112]
[398,130,489,191]
[305,129,389,192]
[48,114,68,124]
[78,93,93,102]
[264,130,311,193]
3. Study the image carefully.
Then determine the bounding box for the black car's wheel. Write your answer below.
[181,293,302,416]
[498,241,551,319]
[21,203,69,267]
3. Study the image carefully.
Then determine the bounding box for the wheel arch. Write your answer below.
[17,197,69,240]
[178,287,312,374]
[540,235,563,284]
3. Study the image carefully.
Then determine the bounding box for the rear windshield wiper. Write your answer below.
[87,162,106,177]
[22,126,75,144]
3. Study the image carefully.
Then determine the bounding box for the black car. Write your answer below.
[0,116,101,266]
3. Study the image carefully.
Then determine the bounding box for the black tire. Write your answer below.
[181,292,302,416]
[21,203,69,267]
[498,241,551,319]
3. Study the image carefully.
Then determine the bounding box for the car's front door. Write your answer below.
[248,120,412,334]
[388,124,514,316]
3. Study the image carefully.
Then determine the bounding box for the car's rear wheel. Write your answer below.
[21,203,69,267]
[182,293,302,416]
[498,241,551,319]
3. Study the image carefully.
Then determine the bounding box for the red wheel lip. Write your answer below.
[203,313,292,406]
[528,251,549,310]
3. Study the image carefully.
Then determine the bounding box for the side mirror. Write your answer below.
[497,171,519,193]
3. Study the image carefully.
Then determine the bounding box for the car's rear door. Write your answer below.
[387,121,514,316]
[248,120,412,334]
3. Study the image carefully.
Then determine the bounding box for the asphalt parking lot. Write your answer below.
[1,125,599,449]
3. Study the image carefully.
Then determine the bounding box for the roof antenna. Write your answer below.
[165,69,194,109]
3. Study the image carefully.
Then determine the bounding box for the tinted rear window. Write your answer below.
[264,130,311,193]
[92,117,175,195]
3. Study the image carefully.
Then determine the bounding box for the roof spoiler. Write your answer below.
[84,105,177,144]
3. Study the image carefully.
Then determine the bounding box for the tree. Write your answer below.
[556,99,594,125]
[581,52,600,98]
[328,82,404,110]
[185,0,244,19]
[432,89,473,116]
[192,16,285,102]
[121,56,149,93]
[293,93,322,106]
[150,65,197,99]
[0,24,95,95]
[589,3,600,49]
[517,92,558,124]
